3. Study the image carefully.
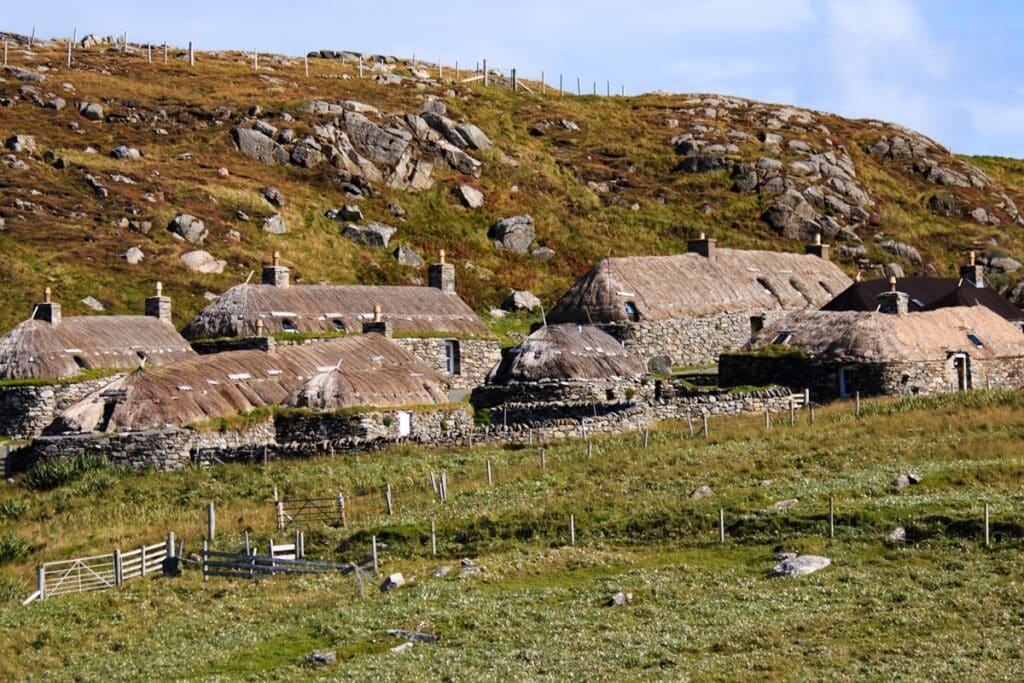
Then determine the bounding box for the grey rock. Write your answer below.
[879,240,922,265]
[262,186,285,207]
[420,100,447,116]
[380,572,405,592]
[762,198,821,241]
[488,215,535,253]
[262,214,287,234]
[836,245,867,259]
[770,555,830,578]
[124,247,144,264]
[927,193,959,217]
[326,205,364,221]
[180,250,226,274]
[987,256,1022,273]
[307,100,345,115]
[771,499,799,510]
[44,97,66,110]
[884,262,905,279]
[253,120,277,137]
[277,128,296,145]
[755,157,783,174]
[343,222,397,248]
[730,163,758,193]
[343,112,410,166]
[690,485,713,500]
[229,127,289,164]
[502,290,541,312]
[455,184,484,208]
[759,131,783,145]
[608,591,633,607]
[676,154,727,173]
[290,145,323,168]
[892,473,922,489]
[168,214,208,244]
[5,66,45,82]
[81,296,105,311]
[78,102,104,121]
[489,308,507,319]
[5,135,36,153]
[429,565,452,578]
[889,527,909,543]
[531,247,555,262]
[393,245,423,267]
[110,145,141,160]
[306,651,337,666]
[456,123,492,150]
[787,139,813,153]
[387,202,406,218]
[647,354,673,375]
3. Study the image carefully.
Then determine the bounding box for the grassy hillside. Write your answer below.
[1,391,1024,679]
[1,37,1023,335]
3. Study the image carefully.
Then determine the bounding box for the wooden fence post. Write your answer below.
[486,460,493,486]
[703,415,709,438]
[30,26,35,49]
[37,566,45,601]
[569,514,576,546]
[167,532,175,559]
[372,536,378,572]
[188,41,194,67]
[559,73,563,96]
[3,40,7,67]
[207,502,216,542]
[304,53,309,77]
[829,497,835,538]
[719,509,725,543]
[276,500,286,530]
[809,405,815,425]
[148,43,152,63]
[455,60,459,80]
[337,493,347,527]
[985,503,990,547]
[253,47,258,70]
[541,70,545,94]
[483,58,488,86]
[66,40,72,69]
[587,442,594,458]
[140,543,148,576]
[855,391,861,417]
[122,32,128,54]
[644,429,649,448]
[163,43,168,64]
[606,81,610,96]
[202,541,208,581]
[385,483,393,515]
[430,520,437,555]
[576,77,581,96]
[511,67,517,92]
[687,415,694,437]
[789,399,795,425]
[114,549,123,587]
[765,410,770,430]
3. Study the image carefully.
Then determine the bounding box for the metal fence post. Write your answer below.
[167,532,175,558]
[114,549,123,587]
[37,566,45,601]
[207,502,216,542]
[372,536,379,573]
[337,493,346,527]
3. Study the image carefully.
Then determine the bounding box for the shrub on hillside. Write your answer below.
[21,453,111,491]
[0,534,28,565]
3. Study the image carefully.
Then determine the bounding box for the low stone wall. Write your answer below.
[0,375,125,439]
[394,337,501,390]
[598,310,791,369]
[471,378,651,409]
[14,429,194,473]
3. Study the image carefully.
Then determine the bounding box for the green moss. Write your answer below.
[724,344,808,360]
[0,367,122,388]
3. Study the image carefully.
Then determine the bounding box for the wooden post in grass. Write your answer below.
[587,442,593,458]
[985,504,990,547]
[37,566,45,601]
[140,543,148,576]
[441,472,448,502]
[166,532,175,559]
[114,549,123,586]
[486,460,493,486]
[430,520,437,555]
[3,40,7,67]
[528,429,533,446]
[276,500,285,531]
[569,514,576,546]
[148,43,152,64]
[66,40,72,68]
[687,416,694,437]
[719,509,725,543]
[244,531,250,555]
[304,54,309,77]
[765,410,770,430]
[541,70,545,94]
[455,60,459,80]
[559,74,563,96]
[644,429,649,449]
[511,67,517,92]
[606,80,610,96]
[809,405,815,425]
[577,77,581,96]
[429,472,437,496]
[703,415,709,438]
[163,43,168,64]
[789,399,795,425]
[188,41,194,67]
[855,391,861,417]
[207,502,216,542]
[385,483,393,515]
[30,26,35,49]
[201,541,208,581]
[483,58,488,86]
[122,32,128,54]
[829,497,835,538]
[296,530,304,558]
[253,47,258,70]
[371,536,379,572]
[337,493,347,527]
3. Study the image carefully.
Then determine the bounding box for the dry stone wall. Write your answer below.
[0,375,125,439]
[394,337,501,389]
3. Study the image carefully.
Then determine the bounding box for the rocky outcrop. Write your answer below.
[168,214,208,244]
[230,127,289,164]
[342,223,396,248]
[488,215,535,253]
[180,250,226,273]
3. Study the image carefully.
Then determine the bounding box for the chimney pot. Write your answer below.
[273,251,280,267]
[815,233,821,245]
[362,305,392,336]
[373,304,382,323]
[155,281,163,297]
[439,248,446,265]
[969,250,976,266]
[256,318,264,336]
[44,286,52,303]
[889,275,897,292]
[687,233,716,261]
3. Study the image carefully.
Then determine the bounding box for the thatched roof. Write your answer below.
[181,284,490,339]
[743,306,1024,363]
[486,324,644,384]
[0,316,197,380]
[548,250,851,323]
[822,277,1024,322]
[53,334,448,433]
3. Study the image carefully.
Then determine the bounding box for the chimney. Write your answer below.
[33,286,62,325]
[362,304,392,336]
[877,275,909,316]
[428,248,456,293]
[687,231,716,261]
[805,232,830,261]
[960,250,985,288]
[262,251,290,287]
[248,318,275,352]
[145,281,173,324]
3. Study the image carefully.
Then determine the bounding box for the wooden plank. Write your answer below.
[42,553,115,567]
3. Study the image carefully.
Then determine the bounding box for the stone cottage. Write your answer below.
[181,251,500,389]
[0,285,196,438]
[546,234,851,370]
[719,278,1024,399]
[822,252,1024,329]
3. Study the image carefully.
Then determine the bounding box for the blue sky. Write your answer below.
[7,0,1023,157]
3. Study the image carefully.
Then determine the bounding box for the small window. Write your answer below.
[332,319,346,332]
[73,355,87,369]
[967,334,983,347]
[282,319,298,333]
[445,340,461,375]
[624,301,640,322]
[772,331,793,345]
[750,316,764,334]
[911,298,925,309]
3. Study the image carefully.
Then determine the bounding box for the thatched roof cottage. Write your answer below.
[182,251,500,389]
[54,334,448,434]
[719,278,1024,398]
[0,285,196,439]
[546,234,851,369]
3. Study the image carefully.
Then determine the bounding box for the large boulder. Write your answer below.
[168,214,208,244]
[343,222,396,248]
[229,127,289,164]
[110,145,141,160]
[290,145,323,168]
[879,240,922,265]
[262,214,287,234]
[676,154,727,173]
[180,250,226,274]
[123,247,144,265]
[393,245,423,267]
[770,555,831,578]
[5,135,36,153]
[325,205,364,221]
[78,101,104,121]
[488,215,535,253]
[762,197,822,241]
[342,112,410,166]
[455,184,484,208]
[456,123,492,150]
[502,290,541,312]
[262,186,285,207]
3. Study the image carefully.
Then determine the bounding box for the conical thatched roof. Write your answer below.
[486,324,644,384]
[54,334,447,433]
[822,277,1024,322]
[548,250,851,323]
[0,316,197,380]
[744,306,1024,362]
[181,284,490,339]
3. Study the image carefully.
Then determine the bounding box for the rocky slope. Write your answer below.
[1,30,1023,334]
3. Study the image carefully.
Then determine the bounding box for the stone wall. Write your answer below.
[471,378,651,409]
[14,429,194,473]
[394,337,502,389]
[0,375,125,439]
[599,310,791,369]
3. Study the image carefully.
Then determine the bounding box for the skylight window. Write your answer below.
[967,334,983,347]
[773,331,793,345]
[911,298,925,308]
[282,319,298,333]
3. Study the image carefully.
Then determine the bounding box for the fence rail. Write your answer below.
[201,546,374,581]
[275,494,345,530]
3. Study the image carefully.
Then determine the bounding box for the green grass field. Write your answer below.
[1,390,1024,680]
